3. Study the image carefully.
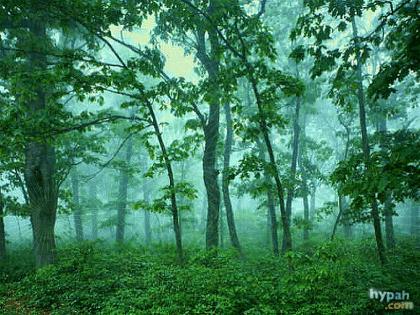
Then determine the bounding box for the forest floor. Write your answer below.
[0,238,418,314]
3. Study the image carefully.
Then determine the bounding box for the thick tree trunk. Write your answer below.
[257,140,279,256]
[25,18,58,268]
[222,103,241,252]
[202,80,221,249]
[352,17,386,265]
[0,188,5,260]
[71,169,84,241]
[195,7,222,249]
[116,137,133,243]
[89,181,98,239]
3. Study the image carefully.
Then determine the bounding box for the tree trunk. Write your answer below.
[142,156,152,245]
[222,103,241,252]
[302,186,310,241]
[89,181,98,239]
[342,197,352,239]
[352,17,386,265]
[298,115,309,241]
[71,168,84,241]
[248,71,292,253]
[384,196,395,248]
[285,97,301,237]
[25,18,58,268]
[257,140,279,256]
[147,102,183,261]
[143,182,151,245]
[310,186,316,220]
[0,188,6,260]
[195,7,222,249]
[377,116,395,249]
[331,195,344,240]
[410,200,418,237]
[116,137,133,243]
[202,72,221,250]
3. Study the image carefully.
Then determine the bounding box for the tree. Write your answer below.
[0,186,5,260]
[71,168,84,241]
[222,103,241,252]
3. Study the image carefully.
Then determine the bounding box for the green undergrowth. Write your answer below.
[0,238,418,314]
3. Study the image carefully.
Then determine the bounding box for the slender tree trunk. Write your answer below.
[285,97,301,237]
[219,206,224,248]
[147,102,183,261]
[331,195,344,240]
[89,181,98,239]
[0,188,6,260]
[410,200,419,237]
[257,140,279,256]
[116,137,133,243]
[377,116,395,249]
[248,71,292,253]
[298,115,309,241]
[384,195,395,248]
[141,156,152,245]
[222,103,241,252]
[352,17,386,265]
[342,197,352,238]
[310,186,316,220]
[71,168,84,241]
[143,181,151,245]
[25,18,58,268]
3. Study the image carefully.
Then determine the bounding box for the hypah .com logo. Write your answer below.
[369,288,414,311]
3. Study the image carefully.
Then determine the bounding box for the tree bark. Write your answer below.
[25,17,58,268]
[71,168,84,241]
[352,17,386,265]
[116,137,133,243]
[194,2,222,249]
[201,59,221,249]
[222,103,241,252]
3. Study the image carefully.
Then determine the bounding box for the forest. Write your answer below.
[0,0,419,314]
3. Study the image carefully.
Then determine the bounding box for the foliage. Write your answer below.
[1,240,418,314]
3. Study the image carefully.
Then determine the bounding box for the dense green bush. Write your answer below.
[0,239,418,314]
